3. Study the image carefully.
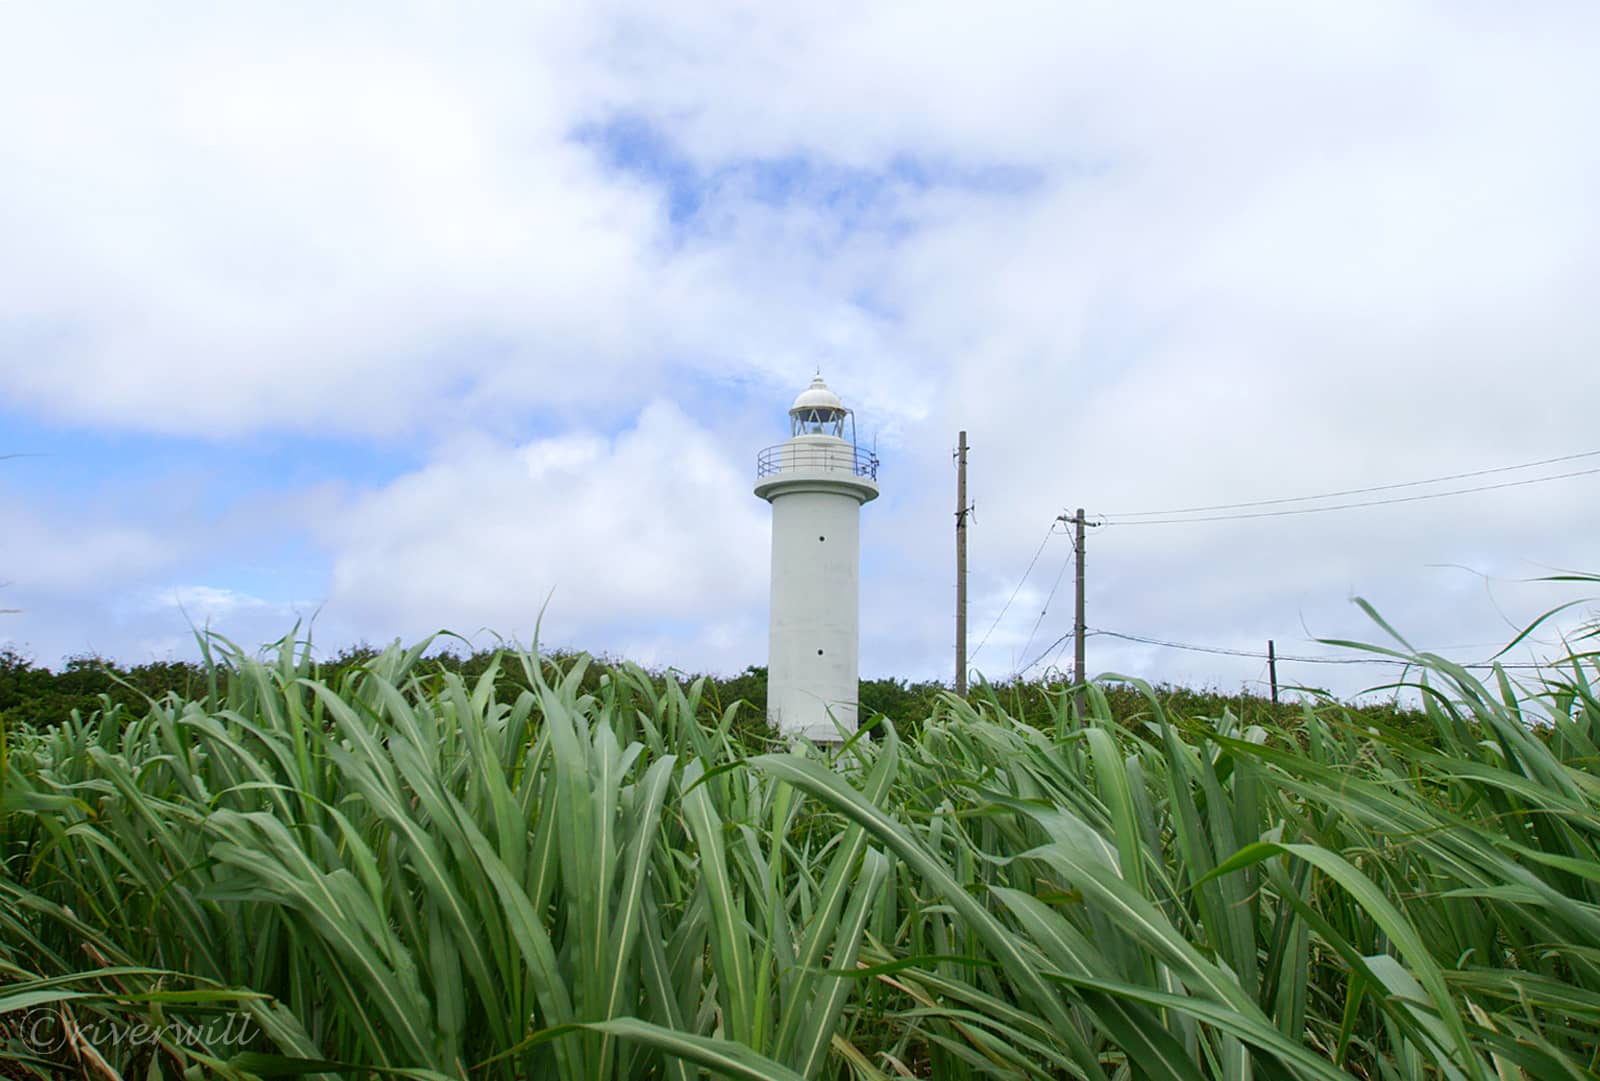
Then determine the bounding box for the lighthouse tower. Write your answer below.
[754,374,879,741]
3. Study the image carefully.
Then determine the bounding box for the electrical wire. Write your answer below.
[1092,629,1384,664]
[992,454,1600,678]
[1044,626,1078,676]
[1091,627,1559,670]
[969,520,1059,664]
[1097,465,1600,526]
[1103,448,1600,519]
[1013,536,1075,677]
[1018,629,1075,678]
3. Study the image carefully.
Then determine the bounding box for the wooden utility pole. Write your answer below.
[1268,640,1279,705]
[955,431,969,696]
[1072,507,1086,712]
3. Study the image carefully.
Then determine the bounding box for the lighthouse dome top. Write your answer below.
[790,374,845,414]
[788,373,851,438]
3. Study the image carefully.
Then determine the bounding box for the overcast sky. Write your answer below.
[3,2,1598,701]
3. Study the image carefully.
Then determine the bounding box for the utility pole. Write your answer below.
[1072,507,1086,714]
[1268,640,1279,706]
[955,431,969,696]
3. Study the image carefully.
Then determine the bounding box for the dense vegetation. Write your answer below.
[2,621,1597,1079]
[0,641,1428,740]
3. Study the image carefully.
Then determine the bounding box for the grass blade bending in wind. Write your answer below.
[6,610,1600,1078]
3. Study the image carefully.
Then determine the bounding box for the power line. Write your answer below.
[1018,629,1075,678]
[969,519,1059,664]
[1091,627,1559,670]
[1000,626,1581,679]
[1092,628,1382,665]
[1013,535,1074,677]
[1098,465,1600,527]
[1103,448,1600,520]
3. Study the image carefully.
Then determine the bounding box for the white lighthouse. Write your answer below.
[754,374,879,741]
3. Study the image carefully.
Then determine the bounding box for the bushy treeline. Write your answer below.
[1,642,1429,738]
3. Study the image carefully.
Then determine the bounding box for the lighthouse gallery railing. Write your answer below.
[756,443,879,481]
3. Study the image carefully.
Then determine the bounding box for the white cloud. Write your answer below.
[0,5,672,437]
[152,585,276,617]
[1,508,174,593]
[322,400,770,670]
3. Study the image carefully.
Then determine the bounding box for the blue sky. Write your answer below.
[3,2,1599,698]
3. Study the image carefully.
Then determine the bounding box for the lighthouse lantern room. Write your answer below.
[754,374,879,742]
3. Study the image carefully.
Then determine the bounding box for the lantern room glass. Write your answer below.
[792,407,846,437]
